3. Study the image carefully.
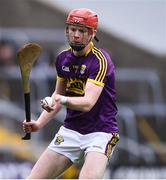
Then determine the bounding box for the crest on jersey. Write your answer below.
[54,135,64,145]
[80,65,86,75]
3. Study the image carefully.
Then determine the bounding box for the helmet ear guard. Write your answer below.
[94,36,99,42]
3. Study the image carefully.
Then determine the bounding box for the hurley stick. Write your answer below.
[17,43,42,140]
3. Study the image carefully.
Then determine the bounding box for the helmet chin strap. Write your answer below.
[69,42,85,51]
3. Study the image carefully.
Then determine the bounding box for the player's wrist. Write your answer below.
[36,120,43,130]
[60,95,68,105]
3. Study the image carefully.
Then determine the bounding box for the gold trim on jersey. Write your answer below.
[57,76,65,81]
[87,78,104,87]
[84,42,94,56]
[92,47,108,83]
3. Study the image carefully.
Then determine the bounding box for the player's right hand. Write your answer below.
[23,120,40,133]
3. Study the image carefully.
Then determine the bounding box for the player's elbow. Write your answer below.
[82,106,91,112]
[82,102,94,112]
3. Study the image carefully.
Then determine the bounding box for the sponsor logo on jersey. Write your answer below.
[62,66,70,72]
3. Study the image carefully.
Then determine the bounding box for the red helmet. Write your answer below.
[66,8,98,30]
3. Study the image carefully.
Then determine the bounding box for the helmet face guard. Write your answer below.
[66,8,98,51]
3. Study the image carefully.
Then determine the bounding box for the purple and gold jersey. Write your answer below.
[55,43,118,134]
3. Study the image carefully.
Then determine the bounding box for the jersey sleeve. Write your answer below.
[87,48,108,87]
[55,55,66,81]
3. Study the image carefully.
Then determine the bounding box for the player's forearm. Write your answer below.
[54,82,102,112]
[37,104,61,129]
[67,96,92,111]
[62,96,94,112]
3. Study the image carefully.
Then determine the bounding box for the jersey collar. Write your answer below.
[84,42,94,56]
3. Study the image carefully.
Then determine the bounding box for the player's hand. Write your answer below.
[40,98,54,112]
[23,120,40,133]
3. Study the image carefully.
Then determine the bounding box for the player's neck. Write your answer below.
[72,43,91,57]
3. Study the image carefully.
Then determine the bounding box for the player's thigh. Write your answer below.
[79,151,108,179]
[28,148,72,179]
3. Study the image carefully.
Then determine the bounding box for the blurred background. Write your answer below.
[0,0,166,178]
